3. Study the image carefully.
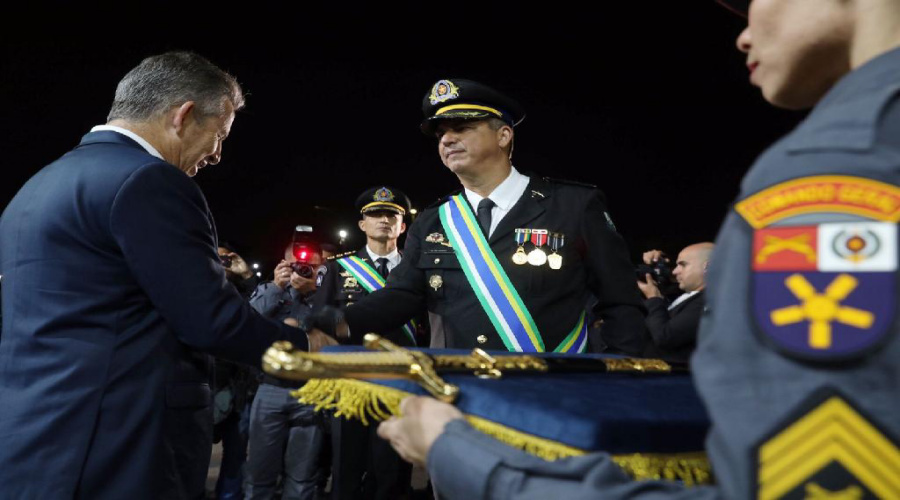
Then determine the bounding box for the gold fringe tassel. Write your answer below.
[295,379,713,485]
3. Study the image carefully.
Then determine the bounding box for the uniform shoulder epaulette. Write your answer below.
[541,177,598,189]
[327,251,356,261]
[425,189,464,209]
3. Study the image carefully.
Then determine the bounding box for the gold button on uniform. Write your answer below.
[477,335,488,344]
[434,258,441,264]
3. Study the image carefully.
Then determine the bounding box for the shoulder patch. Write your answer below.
[739,175,899,363]
[755,389,900,500]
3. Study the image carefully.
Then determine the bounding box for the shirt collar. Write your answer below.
[366,245,401,266]
[464,166,529,211]
[90,125,165,161]
[668,290,700,310]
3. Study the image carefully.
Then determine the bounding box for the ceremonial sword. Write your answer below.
[262,334,685,403]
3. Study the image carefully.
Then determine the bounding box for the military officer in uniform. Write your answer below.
[316,79,647,356]
[376,1,900,498]
[314,186,416,500]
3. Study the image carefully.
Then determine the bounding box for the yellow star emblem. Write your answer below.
[769,274,874,349]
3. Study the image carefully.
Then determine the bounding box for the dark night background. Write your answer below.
[1,3,804,274]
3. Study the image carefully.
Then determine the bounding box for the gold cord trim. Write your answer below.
[295,379,713,484]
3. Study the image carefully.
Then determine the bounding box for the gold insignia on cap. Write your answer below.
[429,274,443,291]
[476,335,488,344]
[429,79,460,105]
[373,187,395,202]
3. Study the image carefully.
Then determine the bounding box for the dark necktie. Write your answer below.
[375,257,390,279]
[477,198,496,236]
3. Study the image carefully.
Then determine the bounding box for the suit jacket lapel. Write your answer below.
[489,177,548,245]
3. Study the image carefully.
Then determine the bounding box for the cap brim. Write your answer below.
[420,111,494,135]
[361,203,405,215]
[716,0,748,17]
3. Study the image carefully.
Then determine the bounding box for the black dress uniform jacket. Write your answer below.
[316,247,418,347]
[344,175,647,354]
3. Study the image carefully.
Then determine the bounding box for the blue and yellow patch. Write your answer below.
[755,390,900,500]
[737,176,900,362]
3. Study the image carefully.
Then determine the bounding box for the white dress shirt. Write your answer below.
[90,125,165,160]
[668,290,700,311]
[463,166,530,238]
[366,245,402,274]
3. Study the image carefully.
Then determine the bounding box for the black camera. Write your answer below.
[290,261,315,279]
[636,258,677,292]
[289,225,320,279]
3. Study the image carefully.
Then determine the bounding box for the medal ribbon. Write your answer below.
[337,256,417,345]
[530,229,548,247]
[515,228,528,246]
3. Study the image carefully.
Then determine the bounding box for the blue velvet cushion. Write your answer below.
[321,346,710,454]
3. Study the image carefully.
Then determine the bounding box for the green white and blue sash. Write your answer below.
[337,255,417,345]
[439,194,587,353]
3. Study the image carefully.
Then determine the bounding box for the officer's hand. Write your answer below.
[307,328,339,352]
[226,252,253,280]
[637,273,663,299]
[377,396,464,466]
[642,249,668,265]
[308,306,350,339]
[273,261,292,289]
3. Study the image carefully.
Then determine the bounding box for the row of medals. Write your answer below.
[513,229,564,269]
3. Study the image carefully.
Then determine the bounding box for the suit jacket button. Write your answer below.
[476,335,488,344]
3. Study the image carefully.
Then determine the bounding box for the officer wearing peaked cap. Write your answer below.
[314,78,648,356]
[375,1,900,498]
[314,185,419,500]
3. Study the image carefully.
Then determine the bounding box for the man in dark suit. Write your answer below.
[315,186,416,500]
[315,79,646,355]
[637,243,714,363]
[0,51,330,499]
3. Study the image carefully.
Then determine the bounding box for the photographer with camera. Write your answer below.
[249,242,321,325]
[246,236,330,499]
[636,243,714,363]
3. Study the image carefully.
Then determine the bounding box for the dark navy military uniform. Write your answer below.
[420,43,900,500]
[316,247,418,347]
[344,176,648,355]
